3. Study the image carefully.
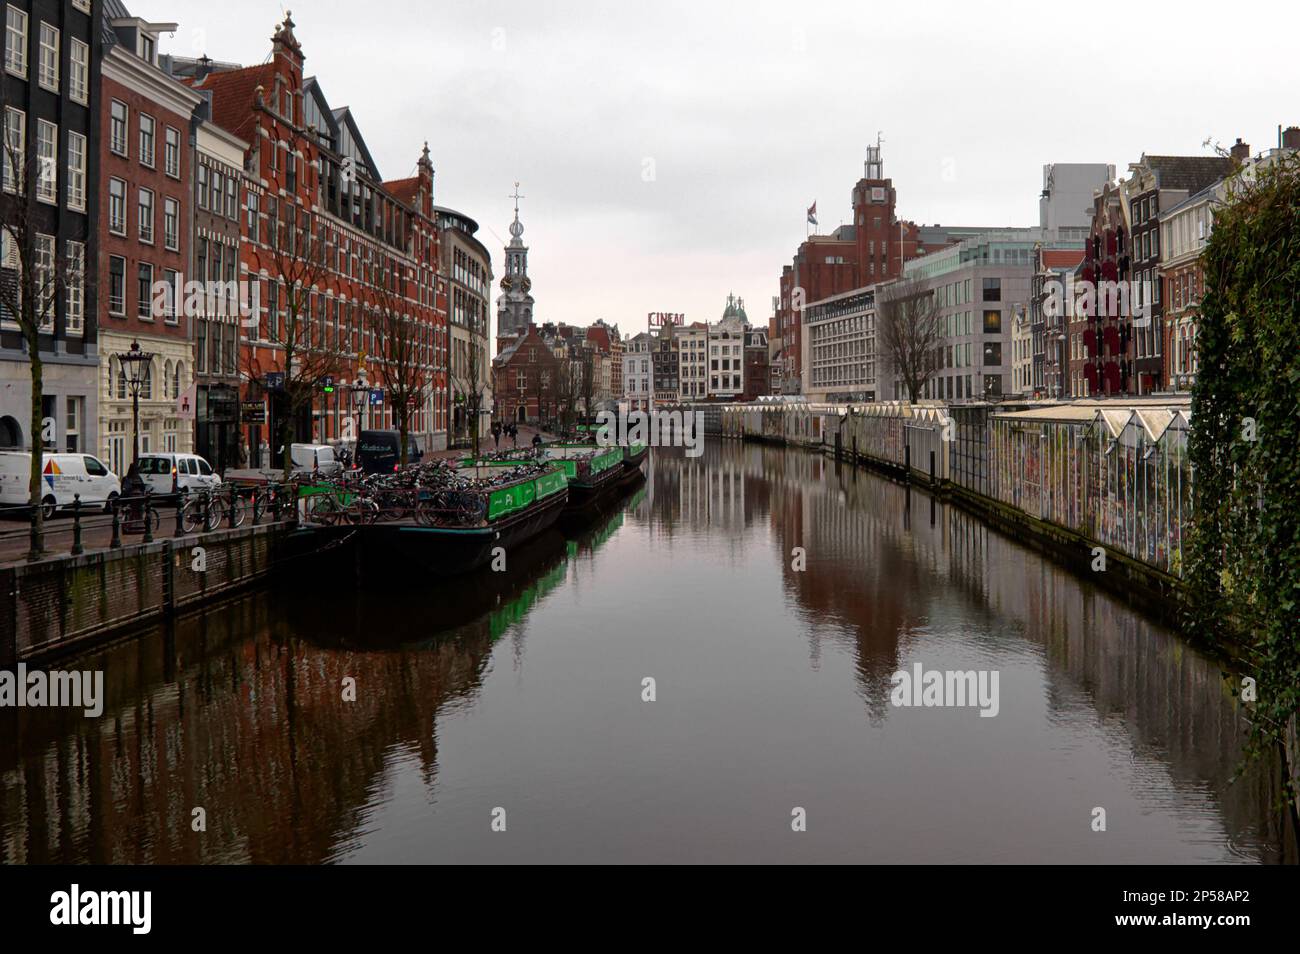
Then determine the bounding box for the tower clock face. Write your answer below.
[500,277,511,292]
[522,277,531,293]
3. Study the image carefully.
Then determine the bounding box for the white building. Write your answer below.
[676,322,707,401]
[622,332,652,411]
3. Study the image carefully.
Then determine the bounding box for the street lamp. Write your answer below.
[349,366,370,458]
[118,340,155,468]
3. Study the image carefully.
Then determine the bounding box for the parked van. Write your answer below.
[356,430,419,474]
[290,443,342,477]
[0,452,122,518]
[137,452,221,496]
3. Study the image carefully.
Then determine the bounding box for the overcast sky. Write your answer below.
[158,0,1298,339]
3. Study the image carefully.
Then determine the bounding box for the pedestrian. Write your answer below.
[532,432,542,449]
[492,421,501,449]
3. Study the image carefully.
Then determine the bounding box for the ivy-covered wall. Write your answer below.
[1187,153,1300,773]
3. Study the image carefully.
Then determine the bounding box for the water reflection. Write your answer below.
[1,445,1292,863]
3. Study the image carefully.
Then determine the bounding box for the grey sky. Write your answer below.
[158,0,1299,339]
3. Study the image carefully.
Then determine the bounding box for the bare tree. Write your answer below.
[463,331,485,458]
[366,264,429,467]
[246,205,346,477]
[578,347,596,421]
[528,361,552,433]
[877,277,941,403]
[0,106,87,557]
[553,352,577,436]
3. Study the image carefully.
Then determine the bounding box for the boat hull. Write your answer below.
[358,485,568,576]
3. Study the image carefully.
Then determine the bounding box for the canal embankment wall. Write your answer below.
[1,522,305,665]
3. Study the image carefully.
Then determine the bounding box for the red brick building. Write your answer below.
[772,145,947,393]
[492,325,560,425]
[97,19,202,474]
[184,14,447,462]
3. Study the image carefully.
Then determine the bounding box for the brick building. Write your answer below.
[97,8,201,473]
[492,323,559,425]
[182,14,447,463]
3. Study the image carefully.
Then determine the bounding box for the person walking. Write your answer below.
[492,421,501,449]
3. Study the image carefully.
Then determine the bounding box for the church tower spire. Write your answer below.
[496,182,535,353]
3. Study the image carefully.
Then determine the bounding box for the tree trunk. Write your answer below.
[26,331,45,559]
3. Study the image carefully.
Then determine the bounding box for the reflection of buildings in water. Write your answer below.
[0,511,610,865]
[631,443,772,544]
[767,449,1292,861]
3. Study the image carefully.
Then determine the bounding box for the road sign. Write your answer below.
[265,372,285,390]
[369,388,384,405]
[176,383,197,420]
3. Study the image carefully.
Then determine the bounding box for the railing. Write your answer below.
[0,482,297,563]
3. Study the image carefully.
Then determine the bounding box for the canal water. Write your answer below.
[2,442,1294,863]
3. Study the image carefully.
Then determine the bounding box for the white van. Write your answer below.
[0,452,122,518]
[138,452,221,495]
[289,443,341,477]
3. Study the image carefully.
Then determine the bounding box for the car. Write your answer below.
[0,451,122,519]
[137,453,221,496]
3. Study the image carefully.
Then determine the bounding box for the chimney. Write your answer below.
[1282,126,1300,151]
[1230,137,1250,162]
[194,54,213,83]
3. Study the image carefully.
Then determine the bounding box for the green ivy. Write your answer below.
[1187,153,1300,783]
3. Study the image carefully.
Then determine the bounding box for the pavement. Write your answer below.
[0,426,562,565]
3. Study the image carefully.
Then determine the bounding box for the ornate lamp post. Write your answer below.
[348,365,369,462]
[118,340,155,469]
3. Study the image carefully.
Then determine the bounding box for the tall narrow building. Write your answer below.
[495,184,533,353]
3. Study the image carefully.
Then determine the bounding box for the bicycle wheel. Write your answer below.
[305,493,340,525]
[181,497,206,534]
[205,496,227,532]
[252,490,267,523]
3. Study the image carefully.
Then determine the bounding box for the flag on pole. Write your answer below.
[806,202,818,226]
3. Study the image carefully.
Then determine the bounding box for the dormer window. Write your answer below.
[139,33,154,64]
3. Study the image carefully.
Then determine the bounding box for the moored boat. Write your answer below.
[540,444,625,510]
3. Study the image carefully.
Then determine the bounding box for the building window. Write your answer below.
[139,113,155,167]
[983,309,1002,334]
[982,278,1001,302]
[163,197,179,250]
[35,119,56,202]
[225,175,237,218]
[197,164,208,209]
[108,178,126,234]
[108,256,126,315]
[37,22,58,91]
[66,131,86,210]
[138,188,154,244]
[162,268,179,323]
[2,106,22,193]
[247,194,259,243]
[34,233,53,329]
[137,263,153,319]
[110,101,128,155]
[64,397,81,452]
[4,5,26,76]
[69,37,88,103]
[210,169,222,211]
[164,126,180,177]
[65,240,84,334]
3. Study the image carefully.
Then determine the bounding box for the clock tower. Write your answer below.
[496,183,535,353]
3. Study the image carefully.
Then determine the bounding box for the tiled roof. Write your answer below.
[1141,156,1233,194]
[1042,249,1085,269]
[384,177,420,206]
[186,64,277,142]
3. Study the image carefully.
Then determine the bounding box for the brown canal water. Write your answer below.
[1,441,1295,863]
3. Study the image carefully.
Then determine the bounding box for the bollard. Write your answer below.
[175,488,186,536]
[227,484,238,528]
[71,494,84,556]
[109,498,122,549]
[200,489,211,532]
[142,490,154,544]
